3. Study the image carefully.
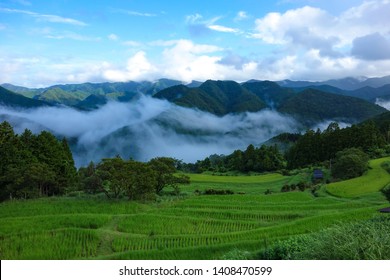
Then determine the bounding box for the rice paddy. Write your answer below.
[1,158,389,260]
[326,157,390,197]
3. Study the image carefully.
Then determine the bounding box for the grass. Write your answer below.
[1,158,389,260]
[326,157,390,197]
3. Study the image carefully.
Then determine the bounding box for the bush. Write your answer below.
[203,189,234,195]
[258,235,312,260]
[258,217,390,260]
[381,185,390,203]
[331,148,369,180]
[296,216,390,259]
[222,248,252,260]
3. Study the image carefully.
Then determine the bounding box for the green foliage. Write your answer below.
[259,216,390,260]
[327,157,390,197]
[242,81,296,108]
[0,122,77,201]
[155,80,267,116]
[286,121,386,169]
[221,248,252,260]
[36,87,89,106]
[381,185,390,203]
[148,157,190,194]
[78,156,189,199]
[331,148,369,180]
[203,189,234,195]
[258,235,312,260]
[279,89,387,124]
[182,144,285,174]
[0,86,49,108]
[295,217,390,260]
[96,157,156,200]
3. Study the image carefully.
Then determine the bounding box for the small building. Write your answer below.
[379,207,390,213]
[313,169,324,180]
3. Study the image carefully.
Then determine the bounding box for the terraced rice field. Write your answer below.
[326,157,390,197]
[1,158,389,260]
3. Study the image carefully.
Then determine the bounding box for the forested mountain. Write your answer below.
[0,86,50,108]
[156,80,387,122]
[1,79,184,108]
[155,80,267,116]
[349,85,390,102]
[35,87,90,106]
[2,77,389,123]
[242,81,296,108]
[0,83,42,98]
[278,75,390,90]
[278,89,387,123]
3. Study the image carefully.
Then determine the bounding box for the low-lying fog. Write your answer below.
[2,96,305,167]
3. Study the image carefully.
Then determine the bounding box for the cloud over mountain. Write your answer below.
[0,96,299,166]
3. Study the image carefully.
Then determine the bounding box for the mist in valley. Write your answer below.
[0,96,305,167]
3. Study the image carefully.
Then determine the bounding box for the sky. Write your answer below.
[1,0,390,87]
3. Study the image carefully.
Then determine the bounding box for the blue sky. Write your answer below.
[0,0,390,87]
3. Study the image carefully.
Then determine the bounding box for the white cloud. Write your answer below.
[208,25,240,33]
[185,13,238,35]
[45,31,101,41]
[108,33,119,41]
[185,13,203,24]
[103,51,158,82]
[253,1,390,48]
[112,8,156,17]
[246,0,390,80]
[0,8,87,26]
[235,11,249,21]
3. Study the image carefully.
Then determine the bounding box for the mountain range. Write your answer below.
[1,76,390,125]
[1,76,390,166]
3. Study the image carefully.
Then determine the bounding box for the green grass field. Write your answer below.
[326,157,390,197]
[1,158,389,260]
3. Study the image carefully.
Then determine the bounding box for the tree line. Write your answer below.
[0,121,76,201]
[178,120,390,183]
[178,144,285,173]
[0,121,189,202]
[1,118,389,202]
[285,121,387,169]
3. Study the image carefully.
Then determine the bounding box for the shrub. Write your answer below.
[258,217,390,260]
[203,189,234,195]
[222,248,252,260]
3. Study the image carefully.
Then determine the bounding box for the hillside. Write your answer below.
[155,80,267,116]
[75,94,108,110]
[35,87,90,106]
[278,89,387,123]
[0,86,50,108]
[278,75,390,91]
[0,83,42,98]
[242,81,296,107]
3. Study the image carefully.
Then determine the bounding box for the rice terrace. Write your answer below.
[1,157,389,260]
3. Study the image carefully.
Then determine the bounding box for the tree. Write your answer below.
[78,161,103,195]
[148,157,190,194]
[0,121,78,201]
[331,148,369,180]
